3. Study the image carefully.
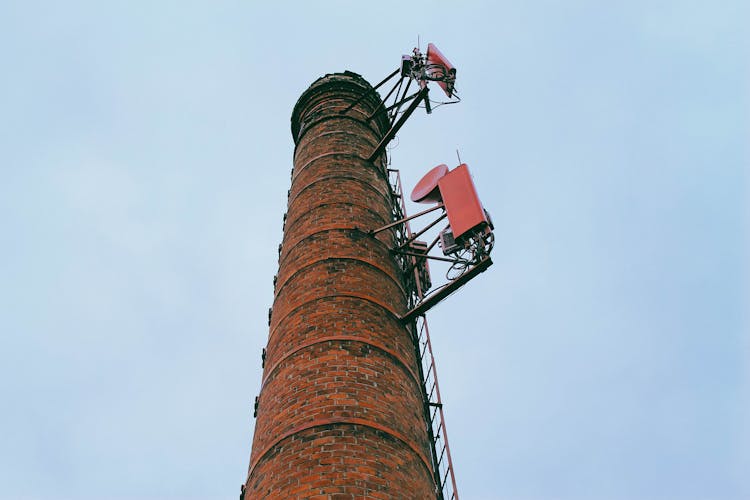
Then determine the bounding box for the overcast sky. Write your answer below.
[0,1,747,499]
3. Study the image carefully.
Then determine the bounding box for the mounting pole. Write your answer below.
[367,86,429,163]
[369,203,444,236]
[339,68,400,116]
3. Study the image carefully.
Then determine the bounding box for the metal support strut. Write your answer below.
[367,87,429,163]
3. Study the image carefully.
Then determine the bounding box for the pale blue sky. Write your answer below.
[0,1,747,499]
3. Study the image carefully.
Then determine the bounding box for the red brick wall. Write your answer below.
[244,72,436,498]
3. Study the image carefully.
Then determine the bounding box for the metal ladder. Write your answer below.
[387,168,459,500]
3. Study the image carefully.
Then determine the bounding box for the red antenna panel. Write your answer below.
[438,164,488,240]
[426,43,456,98]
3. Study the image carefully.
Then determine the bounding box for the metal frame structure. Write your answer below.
[385,167,459,500]
[370,175,494,323]
[340,45,460,163]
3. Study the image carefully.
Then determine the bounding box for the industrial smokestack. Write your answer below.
[243,72,437,497]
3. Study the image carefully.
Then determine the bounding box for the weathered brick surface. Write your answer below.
[275,230,404,306]
[286,176,392,239]
[281,207,395,261]
[244,72,436,498]
[247,425,435,499]
[263,296,419,385]
[254,340,429,457]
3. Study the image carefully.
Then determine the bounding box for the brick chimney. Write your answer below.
[243,72,437,498]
